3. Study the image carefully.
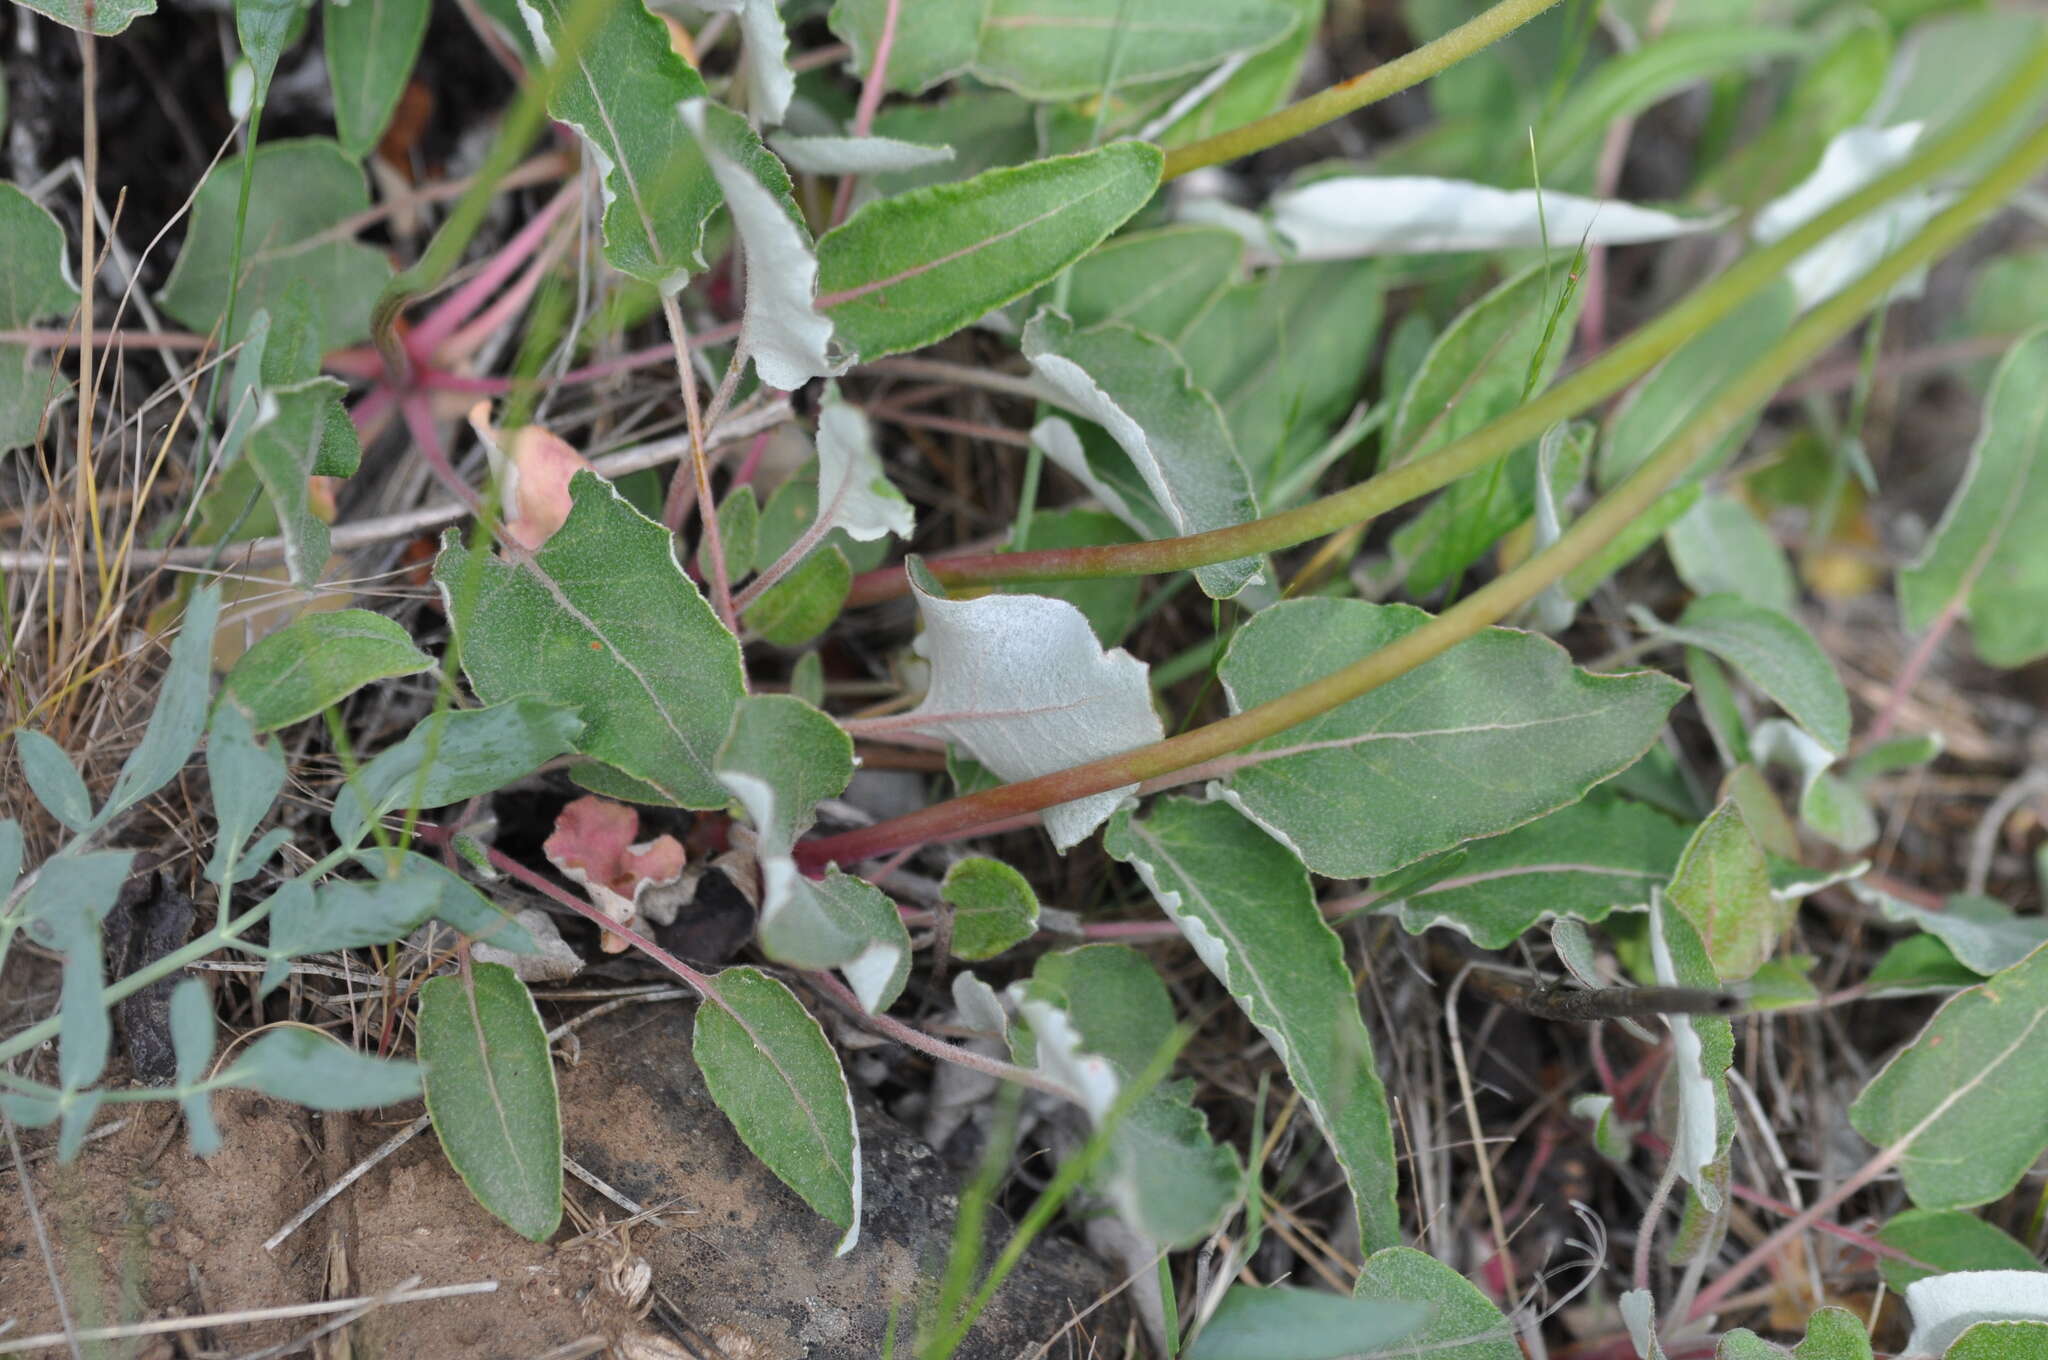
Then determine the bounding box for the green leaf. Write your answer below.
[0,184,80,452]
[1898,327,2048,669]
[1945,1322,2048,1360]
[22,852,133,1091]
[812,387,913,545]
[1877,1209,2044,1292]
[1666,800,1779,982]
[1665,493,1797,617]
[204,700,287,885]
[1752,720,1876,852]
[1869,932,1981,996]
[1106,797,1402,1251]
[437,472,744,807]
[1650,893,1736,1213]
[418,963,563,1241]
[516,0,718,289]
[1351,1246,1519,1360]
[1185,1284,1425,1360]
[1012,508,1142,647]
[260,875,441,993]
[1856,885,2048,979]
[158,140,392,349]
[1384,796,1690,949]
[1637,595,1850,755]
[1849,943,2048,1210]
[324,0,430,158]
[1215,598,1685,878]
[693,967,861,1253]
[1698,17,1889,213]
[1060,225,1243,344]
[96,585,222,832]
[1386,261,1586,593]
[1179,260,1383,497]
[226,1027,422,1108]
[974,0,1298,101]
[170,979,224,1157]
[745,543,851,647]
[15,730,93,833]
[827,0,983,94]
[1718,1329,1792,1359]
[363,851,537,953]
[12,0,155,32]
[237,0,308,98]
[225,609,433,732]
[942,857,1040,961]
[869,90,1039,194]
[678,98,838,386]
[700,486,760,582]
[1020,946,1242,1247]
[1789,1307,1873,1360]
[1025,311,1260,599]
[330,699,584,845]
[716,695,908,1011]
[817,142,1163,361]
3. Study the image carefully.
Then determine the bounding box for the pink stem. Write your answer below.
[431,214,574,367]
[806,970,1079,1102]
[1865,598,1960,746]
[400,392,484,514]
[406,186,577,358]
[350,383,399,441]
[427,320,742,396]
[731,428,773,487]
[829,0,901,228]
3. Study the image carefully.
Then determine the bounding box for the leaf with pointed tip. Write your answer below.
[812,389,913,544]
[1018,945,1241,1247]
[515,0,719,288]
[226,1028,422,1108]
[1638,595,1850,754]
[1025,311,1260,599]
[437,473,743,808]
[170,978,223,1157]
[1384,796,1690,949]
[158,140,391,348]
[1351,1246,1519,1360]
[817,142,1163,360]
[226,609,433,733]
[679,99,840,387]
[205,701,287,885]
[1214,598,1684,878]
[1850,945,2048,1210]
[1898,328,2048,669]
[694,967,862,1254]
[21,852,133,1092]
[419,963,563,1241]
[904,563,1163,852]
[260,875,442,993]
[1650,892,1735,1212]
[1878,1209,2044,1293]
[942,858,1040,961]
[15,730,93,833]
[325,0,430,158]
[0,184,80,452]
[769,135,956,177]
[1666,800,1779,982]
[94,586,221,832]
[1106,797,1401,1252]
[1857,885,2048,978]
[330,700,584,845]
[1666,494,1797,616]
[973,0,1299,102]
[1184,1284,1425,1360]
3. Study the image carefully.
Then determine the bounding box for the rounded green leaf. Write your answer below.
[942,857,1040,961]
[225,609,434,732]
[419,963,563,1242]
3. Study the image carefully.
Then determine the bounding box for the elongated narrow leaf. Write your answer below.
[1898,328,2048,669]
[1637,595,1850,754]
[1107,797,1401,1251]
[1216,598,1685,878]
[1386,795,1690,948]
[517,0,717,288]
[1650,893,1735,1213]
[204,701,288,885]
[21,852,134,1092]
[1025,311,1260,598]
[325,0,430,158]
[15,731,93,833]
[1267,176,1723,260]
[170,979,224,1156]
[904,562,1163,851]
[1850,944,2048,1209]
[717,695,909,1012]
[260,875,441,993]
[419,963,563,1241]
[1857,885,2048,978]
[694,967,862,1254]
[1754,123,1943,310]
[1352,1247,1519,1359]
[817,142,1163,360]
[0,184,81,452]
[1020,945,1241,1247]
[95,586,221,831]
[679,99,840,387]
[695,0,794,124]
[1186,1284,1424,1360]
[437,472,744,808]
[226,1028,422,1108]
[769,134,956,176]
[226,608,433,732]
[974,0,1298,101]
[330,699,584,844]
[158,140,392,348]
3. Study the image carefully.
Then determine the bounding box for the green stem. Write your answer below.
[1160,0,1566,181]
[845,40,2048,607]
[801,105,2048,871]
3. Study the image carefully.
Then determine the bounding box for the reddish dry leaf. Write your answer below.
[544,795,687,952]
[469,402,599,549]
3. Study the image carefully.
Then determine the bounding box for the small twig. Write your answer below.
[564,1155,648,1217]
[804,970,1080,1104]
[1965,766,2048,896]
[0,1281,499,1354]
[658,295,735,627]
[264,1114,432,1253]
[3,1108,81,1360]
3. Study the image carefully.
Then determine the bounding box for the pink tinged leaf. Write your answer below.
[543,795,687,953]
[468,402,600,549]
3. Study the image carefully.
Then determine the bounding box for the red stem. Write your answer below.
[406,186,576,358]
[400,392,485,514]
[830,0,900,228]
